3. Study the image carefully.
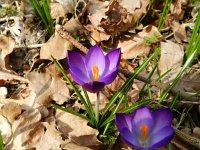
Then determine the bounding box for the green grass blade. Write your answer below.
[29,0,48,27]
[186,10,200,58]
[42,0,54,35]
[83,89,97,124]
[51,104,90,122]
[51,56,96,125]
[158,0,172,30]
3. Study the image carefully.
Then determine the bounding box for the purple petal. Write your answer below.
[131,106,154,136]
[105,48,121,72]
[85,45,106,78]
[82,81,105,93]
[151,108,173,135]
[115,113,132,131]
[68,51,87,74]
[149,126,174,149]
[68,51,90,85]
[99,67,118,84]
[120,128,141,148]
[69,67,90,85]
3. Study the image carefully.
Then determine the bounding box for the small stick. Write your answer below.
[175,128,200,149]
[56,25,88,54]
[14,44,43,49]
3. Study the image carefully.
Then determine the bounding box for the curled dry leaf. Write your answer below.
[86,0,150,44]
[27,71,70,106]
[1,102,22,123]
[55,109,101,148]
[171,20,188,43]
[0,69,29,84]
[159,40,184,83]
[119,25,161,59]
[0,115,12,145]
[40,30,72,60]
[0,35,15,69]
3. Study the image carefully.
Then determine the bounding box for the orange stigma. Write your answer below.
[92,65,99,81]
[140,125,148,142]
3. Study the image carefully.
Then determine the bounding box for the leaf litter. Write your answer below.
[0,0,200,149]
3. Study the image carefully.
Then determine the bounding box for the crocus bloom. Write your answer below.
[67,45,121,93]
[115,106,174,150]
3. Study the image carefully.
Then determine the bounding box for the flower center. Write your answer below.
[92,65,99,81]
[140,125,148,142]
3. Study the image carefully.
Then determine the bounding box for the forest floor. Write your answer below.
[0,0,200,150]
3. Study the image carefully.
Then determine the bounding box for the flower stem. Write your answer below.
[95,92,100,125]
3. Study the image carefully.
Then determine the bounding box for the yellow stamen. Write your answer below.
[140,125,148,142]
[92,65,99,81]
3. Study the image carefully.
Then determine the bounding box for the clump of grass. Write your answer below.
[159,10,200,103]
[29,0,54,35]
[0,6,17,18]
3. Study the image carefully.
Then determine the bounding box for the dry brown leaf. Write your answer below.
[86,25,111,45]
[63,18,83,34]
[170,0,184,20]
[40,30,72,60]
[159,40,184,83]
[55,109,101,148]
[0,114,12,145]
[119,25,161,59]
[171,20,188,43]
[120,0,141,14]
[1,102,22,123]
[5,108,42,149]
[87,1,109,27]
[0,35,15,69]
[50,3,67,19]
[0,69,29,83]
[27,71,70,106]
[33,122,63,150]
[174,72,200,97]
[55,0,76,14]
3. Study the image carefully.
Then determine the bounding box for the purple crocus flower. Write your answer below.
[115,106,174,150]
[67,45,121,93]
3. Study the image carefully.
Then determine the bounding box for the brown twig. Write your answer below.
[56,25,88,54]
[175,128,200,149]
